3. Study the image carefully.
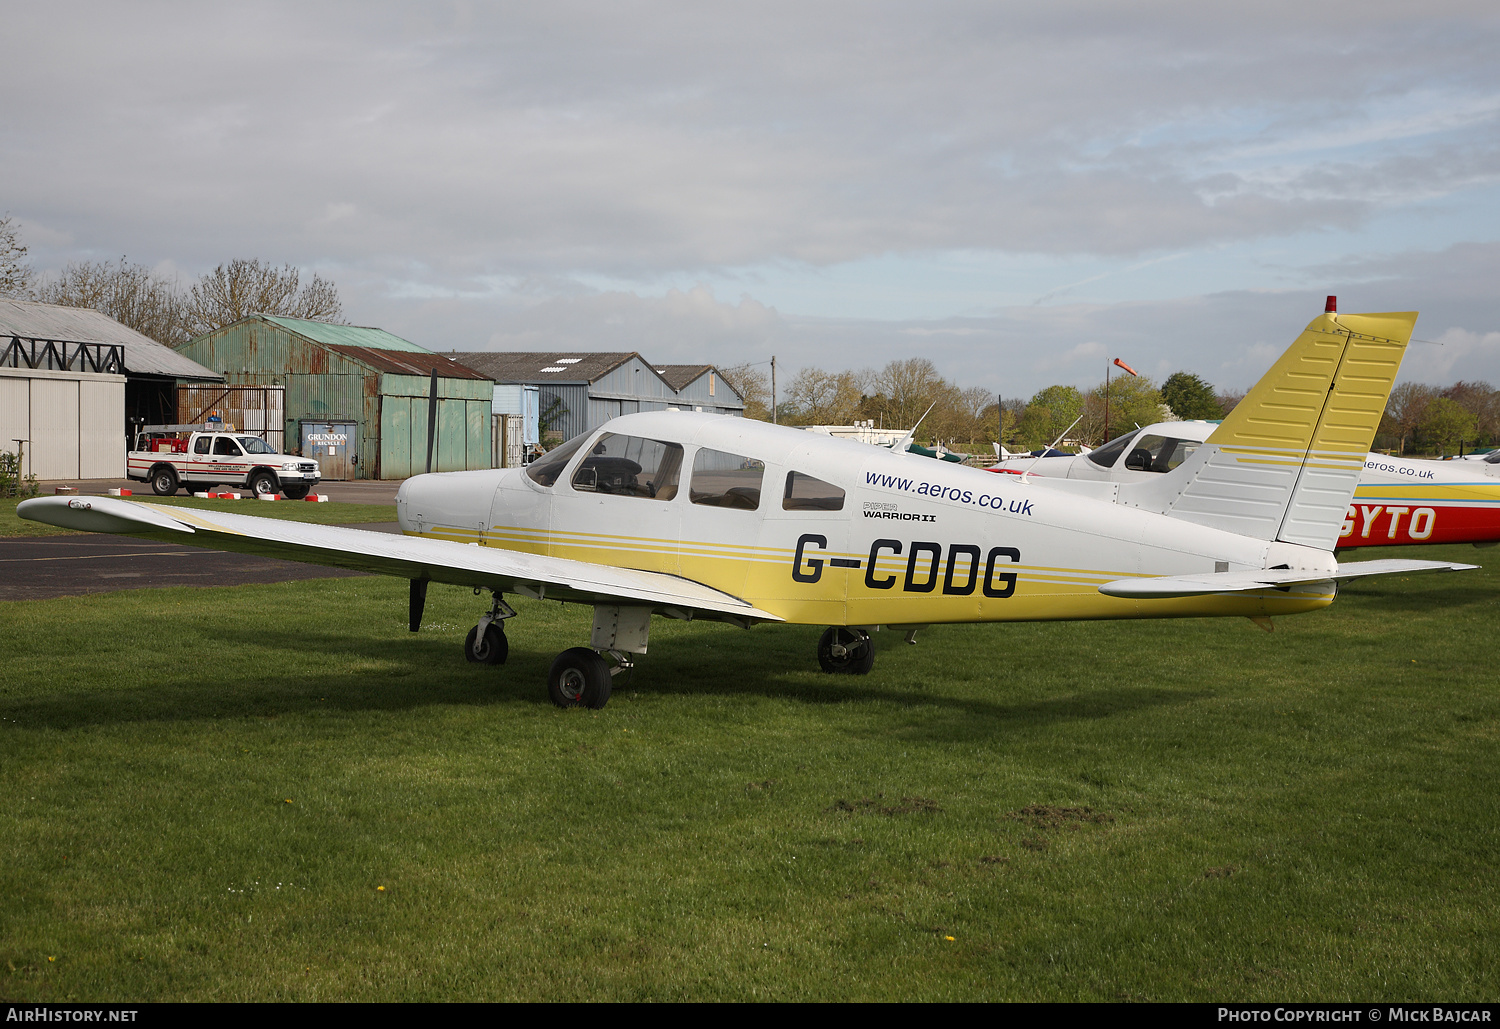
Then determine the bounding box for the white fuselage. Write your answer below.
[398,413,1336,626]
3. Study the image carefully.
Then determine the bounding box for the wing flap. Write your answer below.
[1099,558,1476,599]
[17,496,783,622]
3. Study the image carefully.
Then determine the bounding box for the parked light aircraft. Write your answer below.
[19,305,1474,709]
[990,421,1500,550]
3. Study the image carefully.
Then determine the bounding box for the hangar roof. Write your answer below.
[450,351,641,384]
[0,299,223,380]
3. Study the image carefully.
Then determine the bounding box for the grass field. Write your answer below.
[1,543,1497,1001]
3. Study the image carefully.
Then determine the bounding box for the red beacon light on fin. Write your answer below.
[1325,295,1337,313]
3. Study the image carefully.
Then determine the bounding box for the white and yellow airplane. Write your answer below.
[19,305,1474,709]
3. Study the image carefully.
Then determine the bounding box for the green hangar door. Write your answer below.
[301,421,358,480]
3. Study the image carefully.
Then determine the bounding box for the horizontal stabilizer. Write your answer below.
[1098,558,1476,599]
[17,496,783,624]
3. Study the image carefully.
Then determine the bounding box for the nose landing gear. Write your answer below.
[464,590,517,665]
[817,627,875,674]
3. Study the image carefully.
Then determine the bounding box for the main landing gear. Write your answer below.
[421,582,647,711]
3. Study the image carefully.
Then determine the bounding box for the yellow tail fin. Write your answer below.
[1163,309,1416,548]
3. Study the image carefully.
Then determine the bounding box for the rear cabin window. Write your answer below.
[783,471,845,511]
[1121,435,1198,473]
[690,449,765,510]
[571,433,683,501]
[194,436,212,455]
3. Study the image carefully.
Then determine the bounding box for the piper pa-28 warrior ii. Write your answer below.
[20,304,1474,710]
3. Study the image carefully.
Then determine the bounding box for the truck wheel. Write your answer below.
[249,472,278,497]
[150,467,179,496]
[281,484,310,500]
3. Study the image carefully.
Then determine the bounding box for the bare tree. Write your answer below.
[784,367,863,425]
[0,215,34,298]
[183,259,343,339]
[718,362,771,420]
[1386,382,1438,455]
[32,257,188,344]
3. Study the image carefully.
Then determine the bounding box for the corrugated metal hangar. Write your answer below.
[451,351,744,442]
[176,315,493,479]
[1,299,223,479]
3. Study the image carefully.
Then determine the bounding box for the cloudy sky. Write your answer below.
[7,1,1500,399]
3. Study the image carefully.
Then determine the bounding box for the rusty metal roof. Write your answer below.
[325,344,490,381]
[0,299,224,380]
[449,351,639,384]
[261,316,431,353]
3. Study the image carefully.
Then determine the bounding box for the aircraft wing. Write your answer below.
[17,496,783,623]
[1098,558,1478,599]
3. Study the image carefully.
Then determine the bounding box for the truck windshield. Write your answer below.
[237,436,277,455]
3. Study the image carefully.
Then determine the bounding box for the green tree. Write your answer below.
[1161,372,1222,419]
[1091,375,1162,442]
[1420,397,1478,454]
[1016,385,1083,449]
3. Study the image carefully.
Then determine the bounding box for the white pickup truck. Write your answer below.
[127,428,322,499]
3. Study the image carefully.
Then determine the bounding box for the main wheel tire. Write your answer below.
[464,623,508,665]
[280,484,310,500]
[249,472,279,497]
[547,647,612,709]
[180,481,197,495]
[817,627,875,675]
[150,467,179,496]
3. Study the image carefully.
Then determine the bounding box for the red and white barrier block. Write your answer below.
[107,488,133,497]
[304,494,329,502]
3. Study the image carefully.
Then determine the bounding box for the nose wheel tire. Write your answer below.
[548,647,612,709]
[817,627,875,675]
[281,484,310,500]
[464,622,509,665]
[150,468,179,496]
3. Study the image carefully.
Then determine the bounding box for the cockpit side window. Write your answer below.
[525,433,590,487]
[1086,431,1138,469]
[1121,434,1198,473]
[783,471,845,510]
[690,448,765,510]
[571,433,683,500]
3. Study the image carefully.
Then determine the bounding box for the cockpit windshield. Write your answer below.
[1121,434,1198,473]
[1086,431,1139,469]
[525,433,590,487]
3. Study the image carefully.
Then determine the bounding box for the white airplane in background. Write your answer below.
[20,304,1474,710]
[989,421,1500,550]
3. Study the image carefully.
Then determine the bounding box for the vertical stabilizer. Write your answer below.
[1152,309,1416,549]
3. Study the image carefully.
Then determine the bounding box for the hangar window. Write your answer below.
[690,449,764,510]
[783,471,844,511]
[525,433,590,487]
[572,433,683,500]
